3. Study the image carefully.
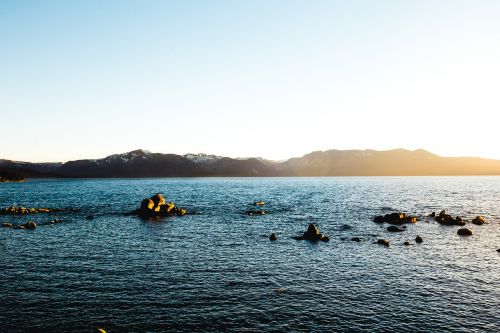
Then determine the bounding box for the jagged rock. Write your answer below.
[377,239,390,247]
[472,216,486,225]
[131,194,188,218]
[387,226,405,232]
[429,212,436,218]
[457,228,473,236]
[2,222,13,228]
[269,233,278,241]
[415,235,423,243]
[140,199,154,211]
[294,223,330,242]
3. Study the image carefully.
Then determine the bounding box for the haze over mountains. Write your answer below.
[1,149,500,178]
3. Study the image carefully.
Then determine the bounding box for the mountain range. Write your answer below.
[1,148,500,178]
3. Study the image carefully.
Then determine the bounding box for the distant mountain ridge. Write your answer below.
[1,148,500,178]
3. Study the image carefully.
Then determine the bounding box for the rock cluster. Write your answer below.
[129,194,187,218]
[0,207,71,215]
[246,209,267,216]
[373,212,417,225]
[10,221,37,229]
[434,210,466,226]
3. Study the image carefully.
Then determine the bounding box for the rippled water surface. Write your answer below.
[1,177,499,332]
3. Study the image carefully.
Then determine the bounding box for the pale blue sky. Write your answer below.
[1,0,499,162]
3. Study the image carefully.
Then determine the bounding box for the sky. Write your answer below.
[1,0,499,162]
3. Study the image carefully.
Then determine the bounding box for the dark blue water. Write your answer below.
[1,177,499,332]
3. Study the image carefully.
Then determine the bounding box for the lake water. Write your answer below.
[1,177,499,332]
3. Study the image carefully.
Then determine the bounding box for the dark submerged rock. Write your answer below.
[247,209,267,216]
[404,241,410,246]
[23,221,36,229]
[377,239,390,247]
[269,233,278,241]
[351,237,362,242]
[457,228,473,236]
[387,226,405,232]
[415,235,423,243]
[86,215,94,220]
[340,224,353,231]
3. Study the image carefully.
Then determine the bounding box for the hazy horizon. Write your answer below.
[4,146,500,164]
[1,0,499,162]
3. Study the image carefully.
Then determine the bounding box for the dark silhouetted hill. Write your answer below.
[2,148,500,178]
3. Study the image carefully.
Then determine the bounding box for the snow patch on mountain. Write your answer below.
[184,153,223,164]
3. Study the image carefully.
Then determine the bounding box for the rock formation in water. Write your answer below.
[471,216,486,225]
[373,212,417,225]
[377,239,390,247]
[129,193,187,218]
[434,210,466,226]
[457,228,473,236]
[293,223,330,242]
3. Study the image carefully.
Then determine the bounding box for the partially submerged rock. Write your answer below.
[471,216,486,225]
[351,237,362,242]
[387,226,405,232]
[23,221,36,229]
[2,222,13,228]
[457,228,473,236]
[404,241,411,246]
[293,223,330,242]
[247,209,267,216]
[415,235,423,243]
[129,194,187,218]
[0,206,74,215]
[377,239,390,247]
[373,212,417,225]
[434,210,466,226]
[269,233,278,241]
